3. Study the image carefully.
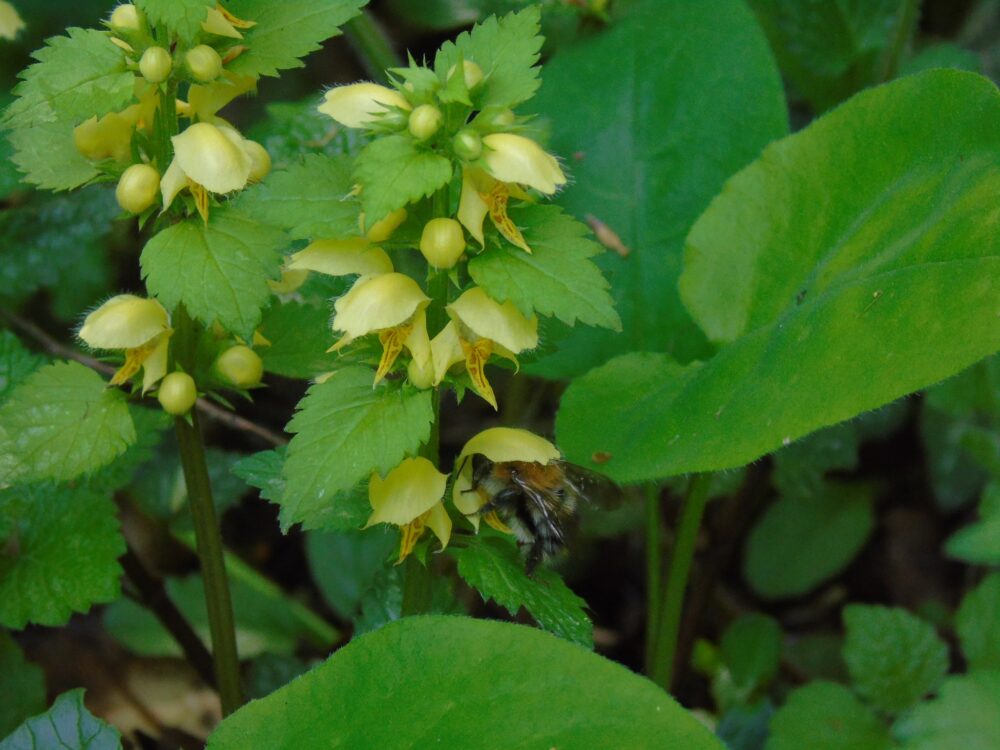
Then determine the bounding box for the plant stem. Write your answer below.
[651,473,713,690]
[344,11,401,82]
[878,0,920,82]
[400,555,433,616]
[643,483,662,675]
[175,411,243,715]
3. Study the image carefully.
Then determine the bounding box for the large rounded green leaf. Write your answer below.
[557,70,1000,482]
[525,0,787,378]
[207,616,722,749]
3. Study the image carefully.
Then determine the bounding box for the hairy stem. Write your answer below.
[643,483,662,675]
[651,473,713,690]
[344,11,401,82]
[175,411,243,715]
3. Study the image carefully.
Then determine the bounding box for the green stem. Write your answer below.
[643,483,662,675]
[175,412,243,715]
[400,555,433,616]
[651,473,713,690]
[344,11,401,82]
[878,0,920,82]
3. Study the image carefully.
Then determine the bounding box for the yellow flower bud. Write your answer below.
[215,345,263,388]
[186,44,223,83]
[447,59,484,90]
[139,46,172,84]
[363,207,407,242]
[453,128,482,161]
[157,372,197,415]
[319,82,411,129]
[243,140,271,183]
[482,133,567,195]
[0,1,25,40]
[74,112,133,163]
[116,163,160,214]
[408,104,443,140]
[419,218,465,269]
[109,3,142,32]
[407,355,435,389]
[482,108,515,130]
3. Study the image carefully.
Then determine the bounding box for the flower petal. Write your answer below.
[460,337,497,410]
[367,457,448,527]
[0,2,25,40]
[333,273,429,340]
[457,168,491,247]
[482,133,567,194]
[187,74,257,119]
[318,82,411,129]
[423,502,452,550]
[403,309,431,371]
[430,321,464,385]
[159,157,188,209]
[79,295,171,350]
[287,239,392,278]
[483,181,531,253]
[171,122,252,194]
[141,333,171,393]
[447,287,538,354]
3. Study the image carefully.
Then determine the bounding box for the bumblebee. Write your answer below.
[463,454,618,574]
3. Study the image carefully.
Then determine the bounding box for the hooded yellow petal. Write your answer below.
[140,333,170,393]
[201,7,248,38]
[423,502,452,550]
[159,157,188,209]
[287,239,392,278]
[457,168,491,247]
[186,74,257,120]
[482,133,566,195]
[319,82,411,129]
[332,273,429,340]
[0,2,25,40]
[171,122,251,194]
[403,309,431,371]
[366,457,448,527]
[430,321,464,385]
[79,295,170,350]
[458,426,561,466]
[447,287,538,354]
[73,111,133,163]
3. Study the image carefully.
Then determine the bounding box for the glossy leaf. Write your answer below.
[0,689,121,750]
[0,483,124,629]
[526,0,787,378]
[206,616,722,749]
[893,671,1000,750]
[0,633,45,738]
[957,573,1000,672]
[449,535,593,647]
[766,681,892,750]
[557,71,1000,482]
[141,208,286,339]
[0,361,134,484]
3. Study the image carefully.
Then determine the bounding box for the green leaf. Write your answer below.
[557,71,1000,482]
[468,205,620,330]
[232,447,286,503]
[281,368,434,531]
[893,671,1000,750]
[748,0,912,112]
[744,481,875,599]
[720,613,782,692]
[449,536,593,647]
[957,573,1000,672]
[245,97,366,169]
[0,361,135,484]
[716,700,773,750]
[206,616,723,749]
[0,633,45,738]
[782,632,848,683]
[225,0,366,78]
[87,406,170,493]
[104,572,328,659]
[765,681,892,750]
[258,301,339,379]
[0,332,44,403]
[843,604,949,714]
[0,483,124,629]
[236,154,359,240]
[434,7,543,110]
[525,0,787,378]
[5,116,100,191]
[0,689,121,750]
[2,27,133,130]
[305,527,396,618]
[901,43,982,76]
[354,135,452,223]
[771,422,860,499]
[141,207,286,339]
[245,653,310,700]
[136,0,214,41]
[946,483,1000,565]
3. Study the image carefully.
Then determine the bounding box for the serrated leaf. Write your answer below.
[525,0,787,379]
[720,613,782,692]
[87,406,170,493]
[435,7,543,109]
[468,205,620,330]
[354,135,452,223]
[557,71,1000,483]
[206,616,722,750]
[843,604,949,714]
[306,527,395,618]
[2,27,133,130]
[0,633,45,738]
[0,361,135,484]
[281,368,434,531]
[245,97,366,169]
[236,154,360,240]
[225,0,365,79]
[745,481,875,600]
[141,207,286,339]
[0,332,44,403]
[893,671,1000,750]
[766,681,892,750]
[258,302,339,378]
[136,0,214,41]
[232,447,286,503]
[0,689,121,750]
[5,116,100,191]
[0,482,124,629]
[449,536,592,647]
[957,573,1000,672]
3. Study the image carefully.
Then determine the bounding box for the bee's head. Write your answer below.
[470,453,493,484]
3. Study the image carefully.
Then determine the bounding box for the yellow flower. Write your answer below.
[331,272,432,385]
[201,4,255,39]
[73,83,158,164]
[482,133,566,194]
[431,287,537,409]
[452,427,560,531]
[366,457,451,563]
[457,167,534,253]
[161,122,261,221]
[181,74,258,123]
[286,238,393,279]
[318,82,411,129]
[0,2,25,40]
[78,294,172,393]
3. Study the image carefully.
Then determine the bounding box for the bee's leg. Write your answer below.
[525,539,545,577]
[466,488,520,518]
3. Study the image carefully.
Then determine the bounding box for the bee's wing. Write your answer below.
[559,461,622,509]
